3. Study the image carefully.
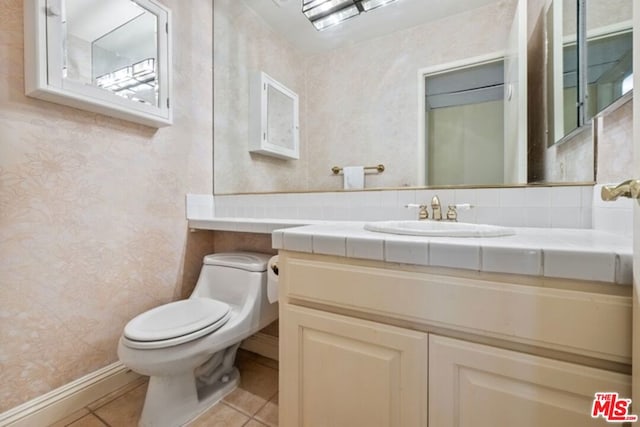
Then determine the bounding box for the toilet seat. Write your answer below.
[123,298,232,350]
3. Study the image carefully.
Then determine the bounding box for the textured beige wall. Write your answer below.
[0,0,214,412]
[595,100,633,184]
[543,98,632,185]
[213,0,308,194]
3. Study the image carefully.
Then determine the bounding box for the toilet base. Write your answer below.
[138,368,240,427]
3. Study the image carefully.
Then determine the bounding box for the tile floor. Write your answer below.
[48,350,279,427]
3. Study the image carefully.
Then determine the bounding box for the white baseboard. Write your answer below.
[241,332,279,361]
[0,362,141,427]
[0,336,277,427]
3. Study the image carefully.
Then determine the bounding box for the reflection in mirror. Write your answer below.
[65,0,159,106]
[546,0,579,146]
[585,0,632,120]
[546,0,632,147]
[426,60,505,186]
[215,0,611,194]
[267,86,296,152]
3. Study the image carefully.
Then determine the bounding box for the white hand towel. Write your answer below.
[343,166,364,190]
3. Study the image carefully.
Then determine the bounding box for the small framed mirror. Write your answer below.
[24,0,172,128]
[249,72,300,160]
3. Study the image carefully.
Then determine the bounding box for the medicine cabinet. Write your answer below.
[249,72,300,160]
[546,0,632,146]
[24,0,172,128]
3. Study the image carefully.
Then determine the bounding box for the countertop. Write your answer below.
[272,222,632,285]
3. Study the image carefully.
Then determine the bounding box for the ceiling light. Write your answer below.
[302,0,398,31]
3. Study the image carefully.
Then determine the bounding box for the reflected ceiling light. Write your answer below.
[95,58,156,105]
[302,0,398,31]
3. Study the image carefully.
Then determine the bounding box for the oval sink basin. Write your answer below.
[364,220,515,238]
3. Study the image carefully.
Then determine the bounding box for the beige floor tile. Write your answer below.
[93,383,146,427]
[67,414,108,427]
[254,393,278,427]
[48,408,90,427]
[223,359,278,416]
[87,376,148,411]
[243,420,268,427]
[187,402,250,427]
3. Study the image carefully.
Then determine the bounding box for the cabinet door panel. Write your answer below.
[280,305,428,427]
[429,335,632,427]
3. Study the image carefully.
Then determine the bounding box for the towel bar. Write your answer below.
[331,164,385,175]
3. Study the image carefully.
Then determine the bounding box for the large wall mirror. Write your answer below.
[546,0,632,146]
[214,0,631,194]
[24,0,172,127]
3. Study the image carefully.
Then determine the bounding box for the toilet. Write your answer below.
[117,252,278,427]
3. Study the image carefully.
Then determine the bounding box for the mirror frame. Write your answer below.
[23,0,172,128]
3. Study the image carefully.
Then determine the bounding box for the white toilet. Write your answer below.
[117,252,278,427]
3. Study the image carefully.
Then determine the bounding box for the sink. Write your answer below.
[363,220,515,238]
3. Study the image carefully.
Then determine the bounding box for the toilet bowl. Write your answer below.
[117,252,278,427]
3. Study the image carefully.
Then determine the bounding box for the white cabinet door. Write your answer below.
[279,305,428,427]
[429,335,631,427]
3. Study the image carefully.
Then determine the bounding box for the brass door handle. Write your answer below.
[601,179,640,201]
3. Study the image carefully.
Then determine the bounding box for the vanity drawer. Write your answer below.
[280,251,631,364]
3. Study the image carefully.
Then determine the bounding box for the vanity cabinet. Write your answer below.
[280,305,428,427]
[278,251,632,427]
[429,335,631,427]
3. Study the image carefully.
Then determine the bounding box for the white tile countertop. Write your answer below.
[272,222,633,285]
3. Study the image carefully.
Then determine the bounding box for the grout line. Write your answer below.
[220,400,255,418]
[250,397,271,418]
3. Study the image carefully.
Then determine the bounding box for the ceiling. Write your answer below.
[240,0,500,54]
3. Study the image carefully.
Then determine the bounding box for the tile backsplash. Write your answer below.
[213,185,595,229]
[592,183,634,236]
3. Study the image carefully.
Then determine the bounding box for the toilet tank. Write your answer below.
[191,252,273,307]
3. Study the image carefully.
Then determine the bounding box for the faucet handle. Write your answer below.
[453,203,473,210]
[446,206,458,222]
[405,204,429,220]
[446,204,474,222]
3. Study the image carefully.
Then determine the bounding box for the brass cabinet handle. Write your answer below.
[601,179,640,201]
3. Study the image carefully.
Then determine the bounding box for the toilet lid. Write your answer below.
[124,298,231,342]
